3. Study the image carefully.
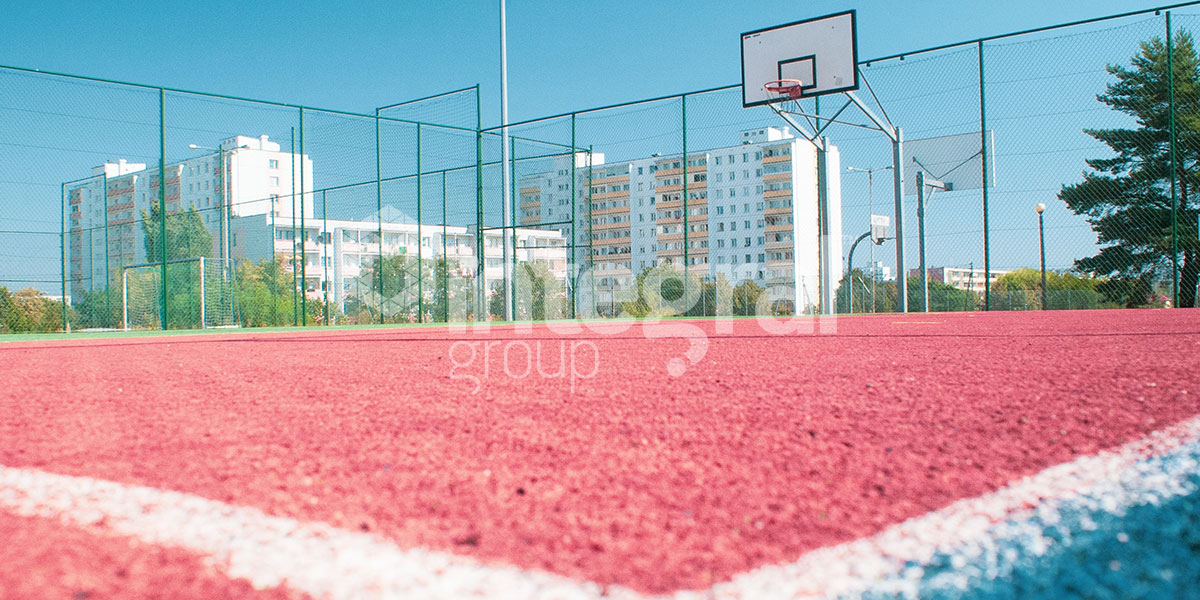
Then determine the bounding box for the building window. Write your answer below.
[269,159,279,169]
[269,176,280,186]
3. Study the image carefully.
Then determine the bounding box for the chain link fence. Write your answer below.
[1,5,1197,333]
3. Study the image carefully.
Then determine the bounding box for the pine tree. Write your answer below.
[1059,32,1200,307]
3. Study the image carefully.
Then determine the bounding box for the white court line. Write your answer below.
[1,415,1199,600]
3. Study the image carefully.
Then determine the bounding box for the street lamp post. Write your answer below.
[846,165,892,313]
[1035,202,1047,310]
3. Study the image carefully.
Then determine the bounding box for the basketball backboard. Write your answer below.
[870,214,890,244]
[904,131,996,196]
[741,10,859,107]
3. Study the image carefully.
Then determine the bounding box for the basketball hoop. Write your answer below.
[764,79,806,100]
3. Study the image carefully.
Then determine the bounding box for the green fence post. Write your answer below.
[159,88,168,330]
[442,170,449,323]
[570,113,578,319]
[60,182,68,332]
[375,111,384,324]
[509,135,518,318]
[299,108,307,326]
[322,190,329,325]
[1168,11,1180,308]
[682,94,689,314]
[978,41,991,311]
[290,127,298,326]
[587,145,594,315]
[417,123,424,323]
[475,87,485,321]
[103,173,110,326]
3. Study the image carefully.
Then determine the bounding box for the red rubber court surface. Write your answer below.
[1,309,1197,596]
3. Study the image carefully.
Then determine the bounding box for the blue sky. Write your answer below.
[0,0,1175,123]
[0,0,1190,294]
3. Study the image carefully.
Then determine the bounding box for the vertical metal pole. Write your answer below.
[221,147,229,265]
[817,143,835,315]
[443,170,449,323]
[917,170,928,312]
[847,240,854,314]
[122,269,129,331]
[475,87,486,321]
[218,147,226,265]
[103,173,110,325]
[682,94,689,313]
[159,88,168,330]
[199,256,206,329]
[1039,212,1047,310]
[509,136,518,318]
[868,169,875,313]
[227,146,237,325]
[290,127,298,326]
[979,41,991,311]
[892,127,907,313]
[1168,11,1180,307]
[60,182,68,332]
[299,109,307,326]
[322,190,329,325]
[570,113,578,319]
[417,123,424,323]
[500,0,513,321]
[376,111,385,323]
[587,146,594,315]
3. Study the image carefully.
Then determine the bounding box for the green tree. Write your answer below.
[1059,32,1200,307]
[841,277,976,313]
[990,268,1106,310]
[140,204,214,262]
[731,279,766,316]
[424,258,474,323]
[73,286,122,329]
[0,287,66,333]
[234,258,298,327]
[620,264,703,318]
[511,261,567,321]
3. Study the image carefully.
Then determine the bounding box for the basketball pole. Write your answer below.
[892,129,907,313]
[768,90,906,314]
[499,0,514,321]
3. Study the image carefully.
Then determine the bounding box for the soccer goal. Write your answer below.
[122,257,235,330]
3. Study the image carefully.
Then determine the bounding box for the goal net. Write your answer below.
[122,257,235,330]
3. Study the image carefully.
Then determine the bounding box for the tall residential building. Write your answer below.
[518,127,841,314]
[68,134,567,314]
[232,211,566,314]
[66,135,313,299]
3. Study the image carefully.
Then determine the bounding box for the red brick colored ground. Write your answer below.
[0,511,300,600]
[0,309,1197,594]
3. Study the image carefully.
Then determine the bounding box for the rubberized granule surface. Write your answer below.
[0,309,1197,594]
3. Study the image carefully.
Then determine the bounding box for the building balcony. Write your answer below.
[592,191,629,200]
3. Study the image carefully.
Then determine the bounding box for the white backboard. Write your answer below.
[870,215,890,243]
[904,131,997,196]
[741,10,859,107]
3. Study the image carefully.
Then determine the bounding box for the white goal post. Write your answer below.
[122,256,235,331]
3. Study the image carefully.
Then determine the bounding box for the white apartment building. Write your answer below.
[942,266,1011,295]
[67,134,566,313]
[233,211,567,313]
[518,127,841,314]
[66,135,312,299]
